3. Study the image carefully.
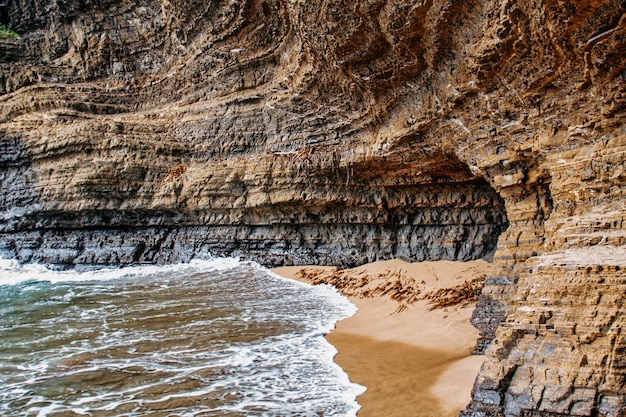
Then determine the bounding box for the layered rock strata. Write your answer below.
[1,0,625,415]
[0,0,509,267]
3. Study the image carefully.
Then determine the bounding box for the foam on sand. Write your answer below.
[274,258,493,417]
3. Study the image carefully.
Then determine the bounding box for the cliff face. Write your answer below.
[0,0,510,266]
[1,0,625,415]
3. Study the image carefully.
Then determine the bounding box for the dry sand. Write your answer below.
[273,259,492,417]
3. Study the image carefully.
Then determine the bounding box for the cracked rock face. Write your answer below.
[1,0,625,415]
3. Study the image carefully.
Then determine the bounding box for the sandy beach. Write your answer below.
[273,259,493,417]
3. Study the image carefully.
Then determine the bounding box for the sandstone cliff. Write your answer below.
[1,0,625,415]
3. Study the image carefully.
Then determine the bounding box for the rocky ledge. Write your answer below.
[1,0,625,415]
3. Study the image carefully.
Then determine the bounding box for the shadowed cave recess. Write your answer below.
[1,0,625,415]
[0,145,509,269]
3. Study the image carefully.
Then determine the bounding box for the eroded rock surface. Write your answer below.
[1,0,625,415]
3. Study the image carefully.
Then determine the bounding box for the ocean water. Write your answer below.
[0,258,364,417]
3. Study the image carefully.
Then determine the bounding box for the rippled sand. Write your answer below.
[274,259,491,417]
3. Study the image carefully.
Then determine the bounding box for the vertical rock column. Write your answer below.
[464,135,626,416]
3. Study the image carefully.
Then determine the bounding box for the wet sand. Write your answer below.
[273,259,491,417]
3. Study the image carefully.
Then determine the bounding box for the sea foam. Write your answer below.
[0,257,242,286]
[0,256,364,416]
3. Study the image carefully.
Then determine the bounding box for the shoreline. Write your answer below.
[273,259,492,417]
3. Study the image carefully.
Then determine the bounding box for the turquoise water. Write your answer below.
[0,258,363,416]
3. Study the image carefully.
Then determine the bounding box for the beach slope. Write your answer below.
[274,259,492,417]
